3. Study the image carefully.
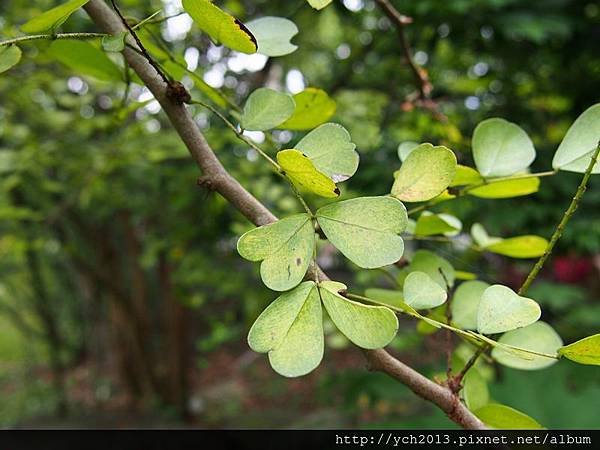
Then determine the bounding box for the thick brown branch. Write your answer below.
[83,0,484,430]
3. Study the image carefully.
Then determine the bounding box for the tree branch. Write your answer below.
[83,0,484,430]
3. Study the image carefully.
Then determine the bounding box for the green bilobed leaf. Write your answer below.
[462,369,489,411]
[21,0,90,33]
[316,196,407,268]
[397,141,419,162]
[102,31,127,52]
[245,16,298,57]
[451,280,489,330]
[182,0,257,54]
[277,149,340,198]
[468,177,540,199]
[472,118,536,177]
[391,144,457,202]
[474,404,544,429]
[280,88,336,130]
[477,285,541,335]
[0,46,22,74]
[484,235,548,258]
[552,103,600,173]
[48,40,123,82]
[403,271,447,310]
[414,212,461,237]
[248,282,324,377]
[492,322,562,370]
[319,281,398,349]
[242,88,295,131]
[409,250,455,289]
[237,213,315,291]
[470,223,501,247]
[559,334,600,365]
[294,123,359,182]
[307,0,333,9]
[451,165,482,187]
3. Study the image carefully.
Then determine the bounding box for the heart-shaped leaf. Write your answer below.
[403,271,448,309]
[316,196,407,268]
[280,88,336,130]
[319,281,398,349]
[451,280,489,330]
[472,118,536,177]
[294,123,358,182]
[277,149,340,198]
[245,16,298,57]
[484,236,548,259]
[0,46,22,74]
[477,285,541,334]
[237,213,315,291]
[558,334,600,366]
[409,250,455,289]
[183,0,257,54]
[391,144,457,202]
[48,40,123,83]
[248,282,323,377]
[552,103,600,173]
[242,88,295,131]
[474,404,544,429]
[468,177,540,198]
[21,0,90,33]
[307,0,333,9]
[492,322,562,370]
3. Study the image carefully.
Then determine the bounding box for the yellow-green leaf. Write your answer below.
[48,40,123,82]
[414,212,461,237]
[280,88,336,130]
[468,177,540,199]
[0,46,22,74]
[307,0,333,9]
[451,165,482,187]
[484,235,548,259]
[277,149,340,198]
[475,404,544,429]
[558,334,600,365]
[21,0,90,33]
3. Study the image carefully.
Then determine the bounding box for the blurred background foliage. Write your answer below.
[0,0,599,428]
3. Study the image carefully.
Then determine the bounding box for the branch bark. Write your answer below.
[83,0,485,430]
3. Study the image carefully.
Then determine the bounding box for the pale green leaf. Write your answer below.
[391,144,457,202]
[237,213,315,291]
[182,0,257,54]
[364,288,406,309]
[414,212,461,237]
[472,118,536,177]
[403,271,447,309]
[295,123,358,182]
[552,103,600,173]
[397,141,419,161]
[48,40,123,82]
[470,223,501,247]
[242,88,295,131]
[0,46,22,74]
[462,369,489,411]
[450,165,482,187]
[316,196,407,268]
[280,88,336,130]
[409,249,455,289]
[484,235,548,258]
[477,285,541,335]
[319,281,398,349]
[468,177,540,198]
[474,404,544,429]
[245,16,298,57]
[102,31,127,52]
[451,280,489,330]
[277,149,340,198]
[307,0,333,9]
[558,334,600,365]
[492,322,562,370]
[21,0,90,33]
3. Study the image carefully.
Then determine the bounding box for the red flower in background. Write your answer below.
[553,255,593,284]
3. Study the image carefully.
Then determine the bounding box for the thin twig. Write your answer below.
[0,33,106,46]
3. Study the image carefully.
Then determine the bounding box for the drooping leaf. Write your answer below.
[182,0,257,54]
[484,235,548,259]
[414,212,461,237]
[468,177,540,198]
[470,223,501,247]
[102,31,127,52]
[552,103,600,173]
[294,123,358,182]
[558,334,600,365]
[0,46,22,74]
[48,40,123,82]
[316,196,407,268]
[245,16,298,57]
[237,213,315,291]
[450,165,482,187]
[403,271,447,310]
[248,282,323,377]
[277,149,340,198]
[409,249,455,289]
[492,322,562,370]
[307,0,333,9]
[397,141,419,162]
[477,285,541,335]
[474,404,544,429]
[241,88,295,131]
[472,118,536,177]
[451,280,489,330]
[21,0,90,33]
[391,144,457,202]
[319,281,398,349]
[462,368,489,411]
[280,88,336,130]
